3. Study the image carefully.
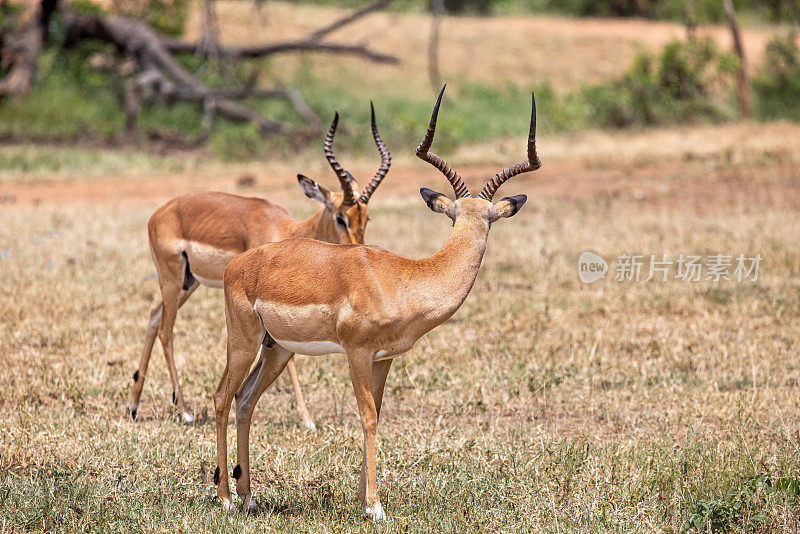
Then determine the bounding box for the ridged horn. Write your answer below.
[359,101,392,204]
[323,112,357,206]
[478,92,542,201]
[414,85,471,199]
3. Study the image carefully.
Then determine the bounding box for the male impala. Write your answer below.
[127,105,392,426]
[212,85,540,520]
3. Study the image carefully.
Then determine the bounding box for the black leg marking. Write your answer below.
[213,466,220,485]
[132,370,139,383]
[127,406,138,421]
[181,251,195,291]
[232,464,242,480]
[172,390,177,405]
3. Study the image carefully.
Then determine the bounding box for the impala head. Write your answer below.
[416,85,540,226]
[297,103,391,244]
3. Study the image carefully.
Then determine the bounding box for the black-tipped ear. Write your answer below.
[501,194,527,217]
[420,187,452,214]
[297,174,332,205]
[420,187,442,210]
[491,194,527,221]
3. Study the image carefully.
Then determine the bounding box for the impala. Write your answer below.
[127,105,392,427]
[212,85,540,519]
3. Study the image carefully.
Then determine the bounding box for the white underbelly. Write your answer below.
[273,339,346,356]
[183,241,237,285]
[192,273,224,289]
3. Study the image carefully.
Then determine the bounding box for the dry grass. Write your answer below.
[1,120,800,531]
[190,1,782,93]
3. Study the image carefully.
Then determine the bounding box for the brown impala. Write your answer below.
[127,105,392,427]
[212,85,540,520]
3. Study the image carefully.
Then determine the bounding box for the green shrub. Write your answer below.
[110,0,189,37]
[753,33,800,121]
[0,49,124,140]
[442,0,493,14]
[302,0,800,23]
[69,0,107,16]
[583,36,738,127]
[682,473,800,532]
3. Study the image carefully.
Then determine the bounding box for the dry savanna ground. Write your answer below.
[1,120,799,532]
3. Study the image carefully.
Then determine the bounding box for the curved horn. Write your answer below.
[358,101,392,204]
[323,112,357,206]
[478,92,542,201]
[414,85,471,199]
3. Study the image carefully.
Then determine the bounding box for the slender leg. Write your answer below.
[156,277,199,424]
[213,294,262,511]
[233,344,294,511]
[347,350,387,521]
[285,357,316,431]
[358,359,392,510]
[127,301,162,420]
[128,281,198,421]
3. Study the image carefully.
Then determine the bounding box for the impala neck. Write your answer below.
[289,208,329,241]
[417,214,490,322]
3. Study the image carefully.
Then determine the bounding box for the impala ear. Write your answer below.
[298,174,334,207]
[420,187,452,214]
[490,194,527,222]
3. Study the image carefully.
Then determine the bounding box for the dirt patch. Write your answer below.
[4,157,799,214]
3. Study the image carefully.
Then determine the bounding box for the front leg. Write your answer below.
[347,350,386,521]
[358,359,392,505]
[234,345,293,512]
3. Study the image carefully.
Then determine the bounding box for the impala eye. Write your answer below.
[336,215,347,228]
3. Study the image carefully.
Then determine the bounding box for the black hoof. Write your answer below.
[232,464,242,480]
[127,407,138,421]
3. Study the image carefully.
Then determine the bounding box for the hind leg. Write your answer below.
[147,248,199,424]
[233,343,294,511]
[128,281,198,421]
[286,357,316,430]
[213,290,263,510]
[127,300,162,420]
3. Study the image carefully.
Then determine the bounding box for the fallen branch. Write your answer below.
[65,12,284,135]
[308,0,391,41]
[2,0,396,143]
[163,0,398,64]
[164,38,398,63]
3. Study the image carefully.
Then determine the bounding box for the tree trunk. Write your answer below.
[723,0,751,119]
[428,0,443,89]
[0,0,58,97]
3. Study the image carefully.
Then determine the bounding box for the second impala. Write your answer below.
[127,104,392,427]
